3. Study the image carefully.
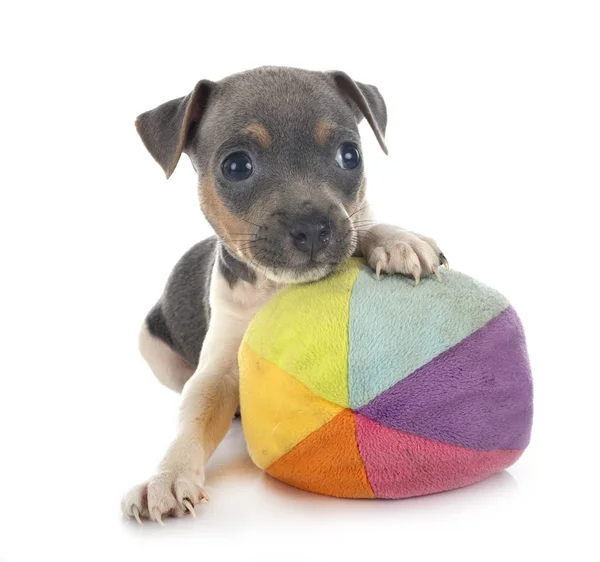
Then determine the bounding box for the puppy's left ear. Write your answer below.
[135,79,215,178]
[328,71,388,154]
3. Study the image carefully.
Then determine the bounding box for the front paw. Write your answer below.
[363,225,447,283]
[121,471,208,525]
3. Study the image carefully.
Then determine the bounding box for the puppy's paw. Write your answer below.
[363,225,447,283]
[121,472,208,525]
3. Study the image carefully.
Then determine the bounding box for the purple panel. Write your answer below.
[358,307,533,451]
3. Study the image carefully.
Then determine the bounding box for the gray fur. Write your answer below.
[144,238,259,369]
[218,243,257,288]
[137,67,388,371]
[145,238,215,369]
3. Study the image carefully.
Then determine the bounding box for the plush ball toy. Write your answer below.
[238,258,533,499]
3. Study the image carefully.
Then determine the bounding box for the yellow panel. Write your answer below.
[242,258,362,407]
[239,343,343,470]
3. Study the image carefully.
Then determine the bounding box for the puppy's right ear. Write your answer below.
[135,80,214,178]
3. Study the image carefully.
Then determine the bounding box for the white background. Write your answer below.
[1,1,598,560]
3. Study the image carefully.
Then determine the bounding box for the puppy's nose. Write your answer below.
[290,217,331,256]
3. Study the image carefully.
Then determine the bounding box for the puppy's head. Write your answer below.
[136,67,387,283]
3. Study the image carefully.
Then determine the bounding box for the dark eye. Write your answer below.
[222,152,253,181]
[335,143,361,169]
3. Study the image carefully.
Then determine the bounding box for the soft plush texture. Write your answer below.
[239,258,533,499]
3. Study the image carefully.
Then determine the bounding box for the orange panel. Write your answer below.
[266,410,375,498]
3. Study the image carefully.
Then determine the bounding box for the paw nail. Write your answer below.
[132,505,143,526]
[152,508,165,526]
[375,261,382,280]
[434,268,442,281]
[439,252,449,269]
[182,499,197,518]
[413,267,421,286]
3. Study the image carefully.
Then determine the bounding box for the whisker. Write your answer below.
[346,203,371,221]
[348,228,377,238]
[235,242,260,253]
[255,260,271,289]
[227,211,262,229]
[228,238,258,243]
[247,249,271,287]
[348,230,378,245]
[226,236,264,242]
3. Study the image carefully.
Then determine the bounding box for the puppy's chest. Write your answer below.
[211,268,281,323]
[231,278,280,314]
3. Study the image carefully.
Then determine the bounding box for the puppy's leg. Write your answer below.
[122,264,277,523]
[354,202,447,282]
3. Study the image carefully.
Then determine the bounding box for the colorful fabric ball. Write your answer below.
[239,258,533,499]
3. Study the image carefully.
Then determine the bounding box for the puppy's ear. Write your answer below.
[328,71,388,154]
[135,80,215,178]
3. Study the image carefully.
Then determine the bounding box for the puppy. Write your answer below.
[122,67,446,524]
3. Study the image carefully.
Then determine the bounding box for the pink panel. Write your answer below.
[355,413,523,499]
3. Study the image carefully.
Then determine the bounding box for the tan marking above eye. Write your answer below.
[314,120,335,146]
[244,123,272,149]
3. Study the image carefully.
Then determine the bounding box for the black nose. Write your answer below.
[290,217,331,256]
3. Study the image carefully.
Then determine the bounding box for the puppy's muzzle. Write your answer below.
[290,214,332,257]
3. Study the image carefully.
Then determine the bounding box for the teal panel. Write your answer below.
[348,266,510,409]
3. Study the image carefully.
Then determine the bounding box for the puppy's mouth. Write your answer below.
[263,259,342,284]
[238,228,357,284]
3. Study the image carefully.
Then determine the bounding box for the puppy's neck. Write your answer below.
[217,241,280,291]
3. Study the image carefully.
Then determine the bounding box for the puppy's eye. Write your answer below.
[335,143,360,169]
[222,152,253,181]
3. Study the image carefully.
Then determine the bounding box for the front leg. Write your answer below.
[121,324,240,524]
[121,264,278,524]
[353,205,447,283]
